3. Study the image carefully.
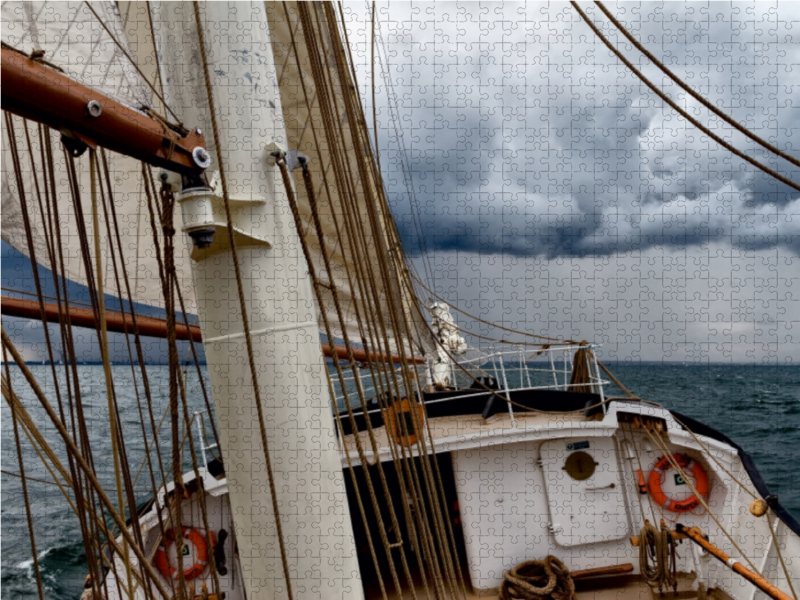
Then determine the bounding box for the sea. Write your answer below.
[2,363,799,599]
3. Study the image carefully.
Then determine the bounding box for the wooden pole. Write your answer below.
[676,524,793,600]
[1,297,422,364]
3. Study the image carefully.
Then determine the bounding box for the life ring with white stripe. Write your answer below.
[154,526,215,581]
[648,453,709,513]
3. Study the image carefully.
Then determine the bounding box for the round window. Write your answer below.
[563,451,597,481]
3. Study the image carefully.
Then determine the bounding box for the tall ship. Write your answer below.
[1,3,798,600]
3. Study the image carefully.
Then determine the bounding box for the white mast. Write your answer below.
[150,3,362,599]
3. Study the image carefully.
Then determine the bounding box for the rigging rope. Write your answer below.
[641,425,764,577]
[765,511,799,600]
[324,2,466,590]
[291,5,442,593]
[571,1,800,194]
[639,521,677,592]
[4,349,45,600]
[411,272,573,343]
[90,148,136,592]
[1,330,173,600]
[279,156,402,599]
[81,1,184,128]
[593,1,800,171]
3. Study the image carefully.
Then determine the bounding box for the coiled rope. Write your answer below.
[639,522,678,593]
[500,556,577,600]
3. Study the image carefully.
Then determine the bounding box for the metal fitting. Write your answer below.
[86,100,103,118]
[192,147,212,169]
[188,228,216,249]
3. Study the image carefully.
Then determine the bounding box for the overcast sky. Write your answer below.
[342,1,800,363]
[3,2,799,364]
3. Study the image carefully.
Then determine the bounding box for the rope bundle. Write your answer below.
[639,522,678,592]
[569,342,595,394]
[499,556,577,600]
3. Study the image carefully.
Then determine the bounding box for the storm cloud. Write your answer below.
[348,2,800,259]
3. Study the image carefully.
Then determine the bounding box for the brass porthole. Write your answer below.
[563,451,597,481]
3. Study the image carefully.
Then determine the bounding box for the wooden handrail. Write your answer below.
[676,524,793,600]
[571,563,633,580]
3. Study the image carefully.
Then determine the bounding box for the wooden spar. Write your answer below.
[571,563,634,580]
[0,297,422,364]
[1,296,201,342]
[676,524,793,600]
[1,47,206,176]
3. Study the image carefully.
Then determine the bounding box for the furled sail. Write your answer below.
[2,1,434,356]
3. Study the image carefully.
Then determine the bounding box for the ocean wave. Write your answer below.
[14,547,53,572]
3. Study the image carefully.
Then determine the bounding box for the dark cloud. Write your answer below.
[364,2,800,259]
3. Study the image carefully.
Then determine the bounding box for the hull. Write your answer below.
[107,398,800,600]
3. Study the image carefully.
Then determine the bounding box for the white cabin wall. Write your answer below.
[450,405,800,600]
[452,438,639,591]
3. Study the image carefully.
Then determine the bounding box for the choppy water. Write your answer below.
[2,363,799,599]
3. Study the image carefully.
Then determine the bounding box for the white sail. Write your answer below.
[268,2,435,356]
[2,0,434,355]
[1,1,150,108]
[1,1,198,314]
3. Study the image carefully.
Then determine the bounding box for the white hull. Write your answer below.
[108,400,800,600]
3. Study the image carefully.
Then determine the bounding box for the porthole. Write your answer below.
[563,451,597,481]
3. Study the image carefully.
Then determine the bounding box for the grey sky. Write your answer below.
[2,2,798,364]
[343,1,800,362]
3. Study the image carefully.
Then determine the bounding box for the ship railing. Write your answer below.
[330,362,426,414]
[187,409,219,469]
[443,343,610,423]
[330,342,610,419]
[450,343,606,391]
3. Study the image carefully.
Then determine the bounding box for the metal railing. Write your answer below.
[328,342,610,422]
[188,410,219,468]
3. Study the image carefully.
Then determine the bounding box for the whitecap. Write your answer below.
[14,547,53,571]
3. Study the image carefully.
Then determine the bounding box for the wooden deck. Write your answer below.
[363,572,731,600]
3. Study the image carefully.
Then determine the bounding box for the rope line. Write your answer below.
[593,1,800,171]
[572,1,800,193]
[191,4,294,598]
[82,1,183,127]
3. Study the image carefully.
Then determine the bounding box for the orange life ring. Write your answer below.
[383,398,425,447]
[154,526,215,581]
[648,453,709,513]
